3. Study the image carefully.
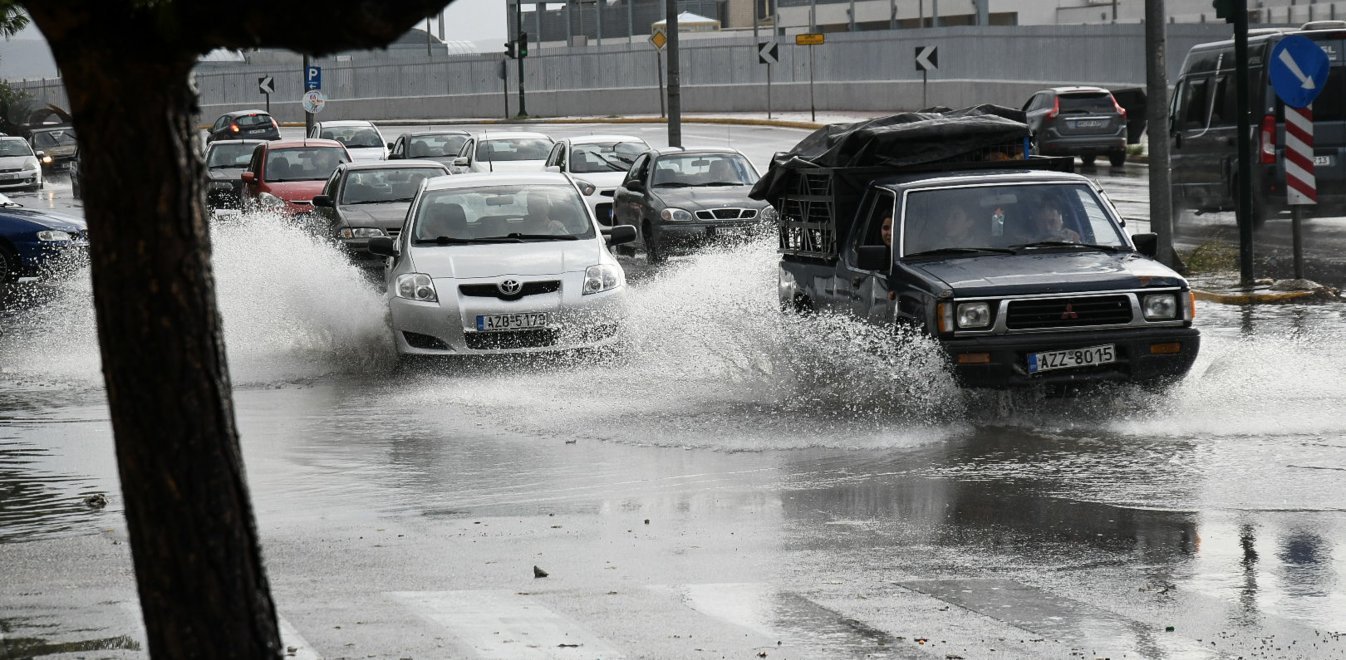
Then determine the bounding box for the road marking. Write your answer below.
[390,590,624,658]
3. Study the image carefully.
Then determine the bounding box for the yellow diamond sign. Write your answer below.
[649,29,667,51]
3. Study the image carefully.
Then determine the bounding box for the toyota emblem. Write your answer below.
[498,279,523,296]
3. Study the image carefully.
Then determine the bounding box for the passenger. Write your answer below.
[1030,200,1081,242]
[880,215,893,248]
[938,204,979,248]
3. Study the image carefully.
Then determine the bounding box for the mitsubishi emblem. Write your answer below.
[498,279,522,296]
[1060,303,1079,320]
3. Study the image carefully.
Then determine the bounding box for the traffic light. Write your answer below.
[1212,0,1235,23]
[504,41,516,59]
[518,32,528,58]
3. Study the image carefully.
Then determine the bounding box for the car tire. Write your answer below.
[643,222,664,264]
[1081,154,1097,167]
[1109,151,1126,167]
[0,245,17,284]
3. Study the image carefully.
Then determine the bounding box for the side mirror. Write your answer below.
[240,172,256,184]
[453,157,469,167]
[312,194,334,208]
[603,225,637,246]
[856,245,891,271]
[544,165,561,173]
[1131,232,1158,258]
[367,236,398,257]
[386,142,394,150]
[34,150,45,159]
[625,180,646,194]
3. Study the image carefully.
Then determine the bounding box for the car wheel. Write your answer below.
[643,221,664,264]
[1109,151,1126,167]
[1080,154,1097,167]
[0,245,17,284]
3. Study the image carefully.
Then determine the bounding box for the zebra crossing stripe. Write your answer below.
[389,590,624,658]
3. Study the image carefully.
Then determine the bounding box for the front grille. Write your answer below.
[387,228,401,240]
[1006,295,1133,330]
[695,208,757,221]
[465,328,558,350]
[459,280,561,300]
[0,168,21,174]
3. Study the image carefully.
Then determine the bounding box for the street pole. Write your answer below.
[657,50,665,118]
[809,44,816,122]
[502,60,510,118]
[1293,206,1305,279]
[302,53,314,136]
[666,0,682,148]
[1145,0,1179,269]
[517,0,527,117]
[1234,0,1255,285]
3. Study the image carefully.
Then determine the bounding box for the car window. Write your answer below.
[234,114,272,128]
[1058,93,1115,114]
[407,134,467,159]
[626,154,650,185]
[206,142,258,169]
[265,147,350,182]
[320,127,384,149]
[0,139,33,157]
[570,141,646,174]
[650,153,758,187]
[1180,78,1210,129]
[341,167,442,204]
[475,138,552,162]
[412,183,596,242]
[1209,75,1236,127]
[32,129,76,149]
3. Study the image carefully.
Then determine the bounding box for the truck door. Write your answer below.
[840,190,896,322]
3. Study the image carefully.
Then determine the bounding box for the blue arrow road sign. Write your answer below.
[1270,35,1330,108]
[305,66,322,91]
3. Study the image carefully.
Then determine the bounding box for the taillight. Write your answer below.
[229,123,240,134]
[1112,96,1127,120]
[1259,114,1276,164]
[1046,97,1060,120]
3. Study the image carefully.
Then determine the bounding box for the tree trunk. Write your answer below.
[34,26,282,660]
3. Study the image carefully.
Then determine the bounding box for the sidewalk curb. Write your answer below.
[1193,289,1323,304]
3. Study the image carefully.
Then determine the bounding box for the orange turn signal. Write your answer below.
[956,352,992,365]
[1150,342,1182,355]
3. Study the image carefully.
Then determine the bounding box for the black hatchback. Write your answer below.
[206,110,280,143]
[1023,86,1128,167]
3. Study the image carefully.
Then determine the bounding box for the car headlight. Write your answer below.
[338,227,385,239]
[23,158,39,172]
[660,207,695,222]
[758,205,779,222]
[40,154,53,165]
[36,230,72,242]
[257,192,286,209]
[395,273,438,302]
[956,301,992,329]
[583,264,623,295]
[1142,293,1178,320]
[573,179,597,196]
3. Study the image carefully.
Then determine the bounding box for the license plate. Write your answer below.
[1073,119,1107,129]
[1314,155,1334,167]
[1027,344,1116,374]
[475,313,549,332]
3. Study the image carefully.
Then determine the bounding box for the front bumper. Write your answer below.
[0,171,41,188]
[943,326,1200,389]
[655,220,767,245]
[389,275,627,355]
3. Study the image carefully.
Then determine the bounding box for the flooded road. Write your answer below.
[3,130,1346,658]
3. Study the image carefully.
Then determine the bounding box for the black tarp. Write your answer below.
[749,105,1032,203]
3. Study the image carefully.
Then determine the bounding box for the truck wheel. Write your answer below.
[1080,154,1097,167]
[1109,151,1126,167]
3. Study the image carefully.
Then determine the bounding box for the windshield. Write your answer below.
[412,184,596,243]
[0,139,33,158]
[340,167,441,204]
[569,141,647,174]
[32,129,76,149]
[321,126,384,149]
[651,153,758,187]
[475,137,552,162]
[265,148,349,182]
[206,143,256,169]
[233,114,273,128]
[1059,93,1116,114]
[407,134,468,158]
[900,183,1129,257]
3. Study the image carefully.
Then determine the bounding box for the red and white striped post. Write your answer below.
[1284,104,1314,278]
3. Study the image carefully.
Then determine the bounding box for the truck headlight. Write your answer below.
[956,301,992,329]
[36,230,72,242]
[395,273,438,302]
[1142,293,1177,320]
[583,264,623,295]
[257,192,286,209]
[660,207,695,222]
[338,227,385,239]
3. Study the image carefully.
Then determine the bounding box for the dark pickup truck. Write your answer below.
[752,106,1200,388]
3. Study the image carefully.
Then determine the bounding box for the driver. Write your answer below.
[1030,200,1080,242]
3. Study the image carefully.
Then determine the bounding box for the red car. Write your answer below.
[240,139,351,215]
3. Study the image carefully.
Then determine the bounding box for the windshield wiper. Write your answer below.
[905,247,1015,258]
[504,233,580,241]
[653,182,693,188]
[701,181,746,187]
[1012,241,1122,252]
[345,200,397,205]
[417,236,523,245]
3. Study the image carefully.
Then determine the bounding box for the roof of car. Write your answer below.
[422,172,577,192]
[871,168,1094,191]
[220,109,270,118]
[317,120,377,128]
[338,159,451,172]
[649,146,746,157]
[566,134,646,145]
[206,138,267,148]
[1042,86,1112,95]
[400,129,471,138]
[264,138,346,150]
[475,131,553,140]
[28,124,73,134]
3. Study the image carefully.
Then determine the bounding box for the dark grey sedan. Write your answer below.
[611,147,776,263]
[204,139,267,211]
[311,160,451,262]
